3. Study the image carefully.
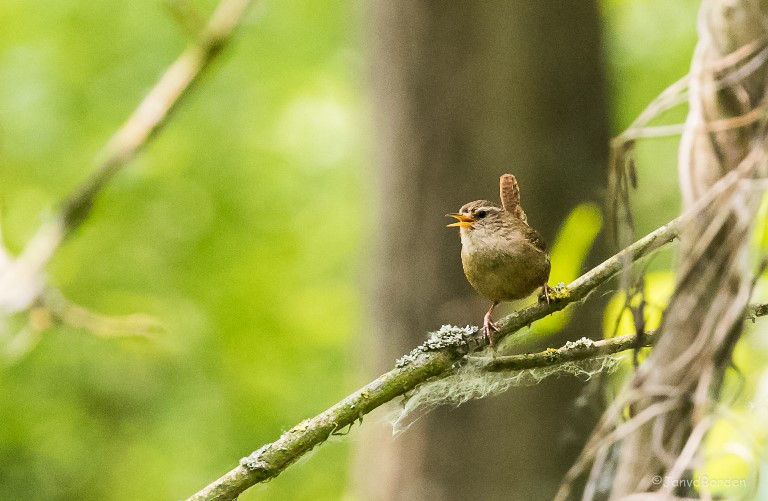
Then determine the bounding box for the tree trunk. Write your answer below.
[355,1,610,499]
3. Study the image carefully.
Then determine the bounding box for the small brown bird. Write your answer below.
[447,174,551,346]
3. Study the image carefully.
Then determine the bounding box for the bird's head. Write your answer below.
[446,200,503,231]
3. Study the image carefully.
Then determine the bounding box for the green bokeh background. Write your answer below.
[2,0,766,500]
[1,1,365,499]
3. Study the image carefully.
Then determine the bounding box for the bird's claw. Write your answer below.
[540,283,552,304]
[482,317,499,348]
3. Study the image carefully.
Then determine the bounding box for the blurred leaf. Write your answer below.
[695,420,753,499]
[602,270,674,339]
[534,202,602,335]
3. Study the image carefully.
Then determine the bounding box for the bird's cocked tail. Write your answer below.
[499,173,529,224]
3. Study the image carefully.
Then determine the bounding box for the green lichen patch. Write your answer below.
[549,281,571,300]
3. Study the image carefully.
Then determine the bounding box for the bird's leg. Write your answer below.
[542,282,551,304]
[483,301,500,347]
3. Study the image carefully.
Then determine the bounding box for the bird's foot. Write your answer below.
[482,314,499,348]
[539,281,570,303]
[540,283,551,304]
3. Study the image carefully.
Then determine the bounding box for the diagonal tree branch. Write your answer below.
[0,0,255,317]
[58,0,255,235]
[184,216,682,501]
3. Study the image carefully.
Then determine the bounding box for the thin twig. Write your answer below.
[469,331,656,372]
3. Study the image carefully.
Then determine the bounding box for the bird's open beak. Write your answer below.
[446,213,475,228]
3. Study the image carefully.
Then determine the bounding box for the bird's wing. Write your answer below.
[524,224,547,252]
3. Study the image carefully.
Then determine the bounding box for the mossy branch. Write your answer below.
[184,216,683,501]
[469,331,656,372]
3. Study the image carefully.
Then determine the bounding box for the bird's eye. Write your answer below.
[476,210,487,218]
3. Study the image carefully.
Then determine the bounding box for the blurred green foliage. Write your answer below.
[1,0,365,499]
[534,202,602,336]
[2,0,766,499]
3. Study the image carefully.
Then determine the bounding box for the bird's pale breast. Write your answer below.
[461,240,550,302]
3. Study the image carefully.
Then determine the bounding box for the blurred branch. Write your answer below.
[60,0,254,236]
[2,289,163,363]
[0,0,254,318]
[184,216,682,501]
[38,288,164,339]
[608,36,768,250]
